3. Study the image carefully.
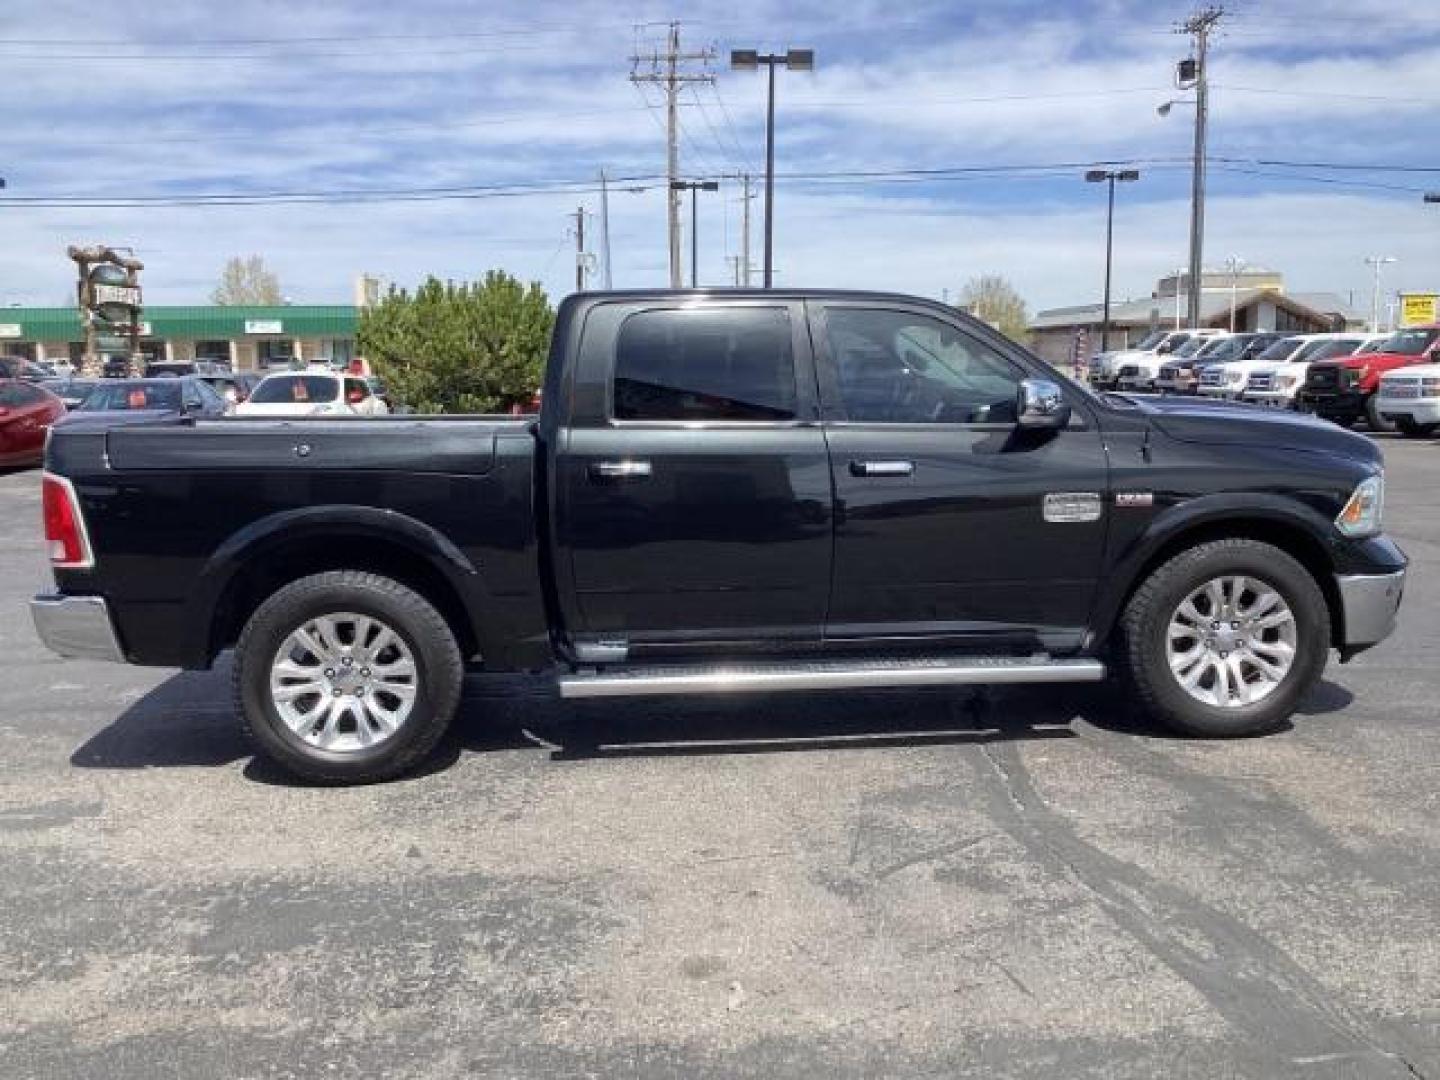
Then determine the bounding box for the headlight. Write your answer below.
[1336,474,1384,538]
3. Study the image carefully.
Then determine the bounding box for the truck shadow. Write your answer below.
[67,658,1355,786]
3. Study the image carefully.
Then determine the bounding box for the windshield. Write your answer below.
[1174,337,1208,357]
[1132,331,1167,350]
[1254,337,1301,363]
[77,381,182,411]
[1354,338,1386,355]
[249,375,339,404]
[1302,338,1363,362]
[1196,336,1245,361]
[0,384,40,407]
[1377,328,1440,356]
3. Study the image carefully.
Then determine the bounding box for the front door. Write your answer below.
[811,301,1109,654]
[558,299,833,654]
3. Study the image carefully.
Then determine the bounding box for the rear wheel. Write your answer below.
[1364,394,1397,433]
[234,571,463,783]
[1120,539,1329,737]
[1396,417,1438,438]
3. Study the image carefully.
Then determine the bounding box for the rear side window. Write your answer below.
[250,375,339,404]
[613,307,797,421]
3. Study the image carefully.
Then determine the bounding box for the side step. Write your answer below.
[558,656,1106,699]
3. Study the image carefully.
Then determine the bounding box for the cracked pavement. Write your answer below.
[1,437,1438,1078]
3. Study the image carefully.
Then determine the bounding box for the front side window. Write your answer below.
[79,382,182,411]
[613,307,796,422]
[0,383,44,407]
[1255,337,1301,363]
[823,308,1023,424]
[249,375,340,404]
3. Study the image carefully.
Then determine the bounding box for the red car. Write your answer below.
[0,380,66,467]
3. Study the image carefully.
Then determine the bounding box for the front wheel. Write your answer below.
[1364,394,1397,433]
[1396,417,1438,438]
[234,571,464,783]
[1119,539,1329,737]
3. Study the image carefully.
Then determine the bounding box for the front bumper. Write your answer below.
[1299,389,1365,417]
[1335,569,1405,650]
[30,594,126,663]
[1377,399,1440,424]
[1243,390,1299,408]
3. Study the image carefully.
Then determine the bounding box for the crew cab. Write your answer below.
[1117,330,1228,393]
[1155,332,1285,395]
[1199,335,1308,400]
[1300,324,1440,432]
[1090,329,1192,389]
[32,290,1407,782]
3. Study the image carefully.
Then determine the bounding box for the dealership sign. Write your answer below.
[91,283,141,307]
[1400,293,1439,328]
[245,319,284,334]
[0,324,21,339]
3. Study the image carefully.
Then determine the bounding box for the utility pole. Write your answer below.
[727,255,743,286]
[631,23,715,288]
[571,207,588,292]
[1177,6,1222,327]
[599,170,613,289]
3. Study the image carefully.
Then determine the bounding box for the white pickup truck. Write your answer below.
[1376,362,1440,437]
[1241,334,1381,408]
[1103,329,1224,391]
[1198,335,1308,399]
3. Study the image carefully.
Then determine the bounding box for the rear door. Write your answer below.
[556,299,833,654]
[811,300,1109,654]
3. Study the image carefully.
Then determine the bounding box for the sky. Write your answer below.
[1,0,1437,318]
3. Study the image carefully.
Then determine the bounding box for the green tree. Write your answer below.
[212,255,283,305]
[957,274,1030,342]
[357,271,554,414]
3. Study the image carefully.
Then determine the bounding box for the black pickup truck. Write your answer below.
[33,290,1407,781]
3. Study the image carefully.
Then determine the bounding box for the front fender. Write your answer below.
[1088,493,1341,649]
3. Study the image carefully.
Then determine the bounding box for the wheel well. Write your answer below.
[1116,519,1343,647]
[208,534,479,662]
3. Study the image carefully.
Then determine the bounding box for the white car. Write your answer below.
[235,370,390,418]
[1117,330,1229,392]
[1376,362,1440,437]
[1241,333,1381,408]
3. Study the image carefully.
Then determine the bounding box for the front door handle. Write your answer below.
[849,460,914,477]
[590,460,653,481]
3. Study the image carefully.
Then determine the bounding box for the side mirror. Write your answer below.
[1016,378,1072,430]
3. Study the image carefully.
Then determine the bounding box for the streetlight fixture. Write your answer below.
[671,179,720,287]
[1364,255,1397,333]
[730,46,814,288]
[1084,168,1139,352]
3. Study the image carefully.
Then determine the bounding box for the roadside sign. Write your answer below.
[92,284,141,307]
[0,323,21,339]
[1399,293,1438,327]
[245,319,284,334]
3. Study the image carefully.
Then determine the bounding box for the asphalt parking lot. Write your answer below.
[1,438,1437,1080]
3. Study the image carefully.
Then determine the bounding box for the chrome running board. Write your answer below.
[558,656,1105,699]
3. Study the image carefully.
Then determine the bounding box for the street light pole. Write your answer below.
[1084,169,1139,353]
[1365,256,1397,333]
[670,179,720,287]
[731,47,814,288]
[1225,254,1245,331]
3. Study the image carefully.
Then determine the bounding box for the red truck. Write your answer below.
[1299,324,1440,430]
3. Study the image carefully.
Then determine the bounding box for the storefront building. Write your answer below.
[0,305,360,372]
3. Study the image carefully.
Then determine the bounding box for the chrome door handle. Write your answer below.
[590,460,653,480]
[849,460,914,477]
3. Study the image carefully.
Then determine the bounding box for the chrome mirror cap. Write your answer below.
[1016,378,1072,429]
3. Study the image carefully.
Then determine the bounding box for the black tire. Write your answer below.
[234,571,463,783]
[1119,539,1329,738]
[1364,394,1397,433]
[1396,417,1438,438]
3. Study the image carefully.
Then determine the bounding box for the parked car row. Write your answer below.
[1088,324,1440,441]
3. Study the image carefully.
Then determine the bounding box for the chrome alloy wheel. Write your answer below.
[268,612,418,752]
[1165,575,1298,708]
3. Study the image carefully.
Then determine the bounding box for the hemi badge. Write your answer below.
[1043,492,1102,523]
[1115,491,1154,508]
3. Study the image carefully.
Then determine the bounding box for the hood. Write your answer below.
[1123,394,1380,462]
[1320,350,1409,370]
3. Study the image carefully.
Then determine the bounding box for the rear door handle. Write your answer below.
[849,459,914,477]
[590,460,653,481]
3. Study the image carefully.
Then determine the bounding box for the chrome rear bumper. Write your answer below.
[1335,570,1405,648]
[30,594,125,663]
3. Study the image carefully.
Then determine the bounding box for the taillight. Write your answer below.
[42,473,93,569]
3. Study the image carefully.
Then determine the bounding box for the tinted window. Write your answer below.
[1255,337,1301,363]
[0,383,45,407]
[823,308,1023,424]
[1378,328,1440,356]
[78,381,182,411]
[1304,338,1363,362]
[249,375,340,404]
[613,307,796,421]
